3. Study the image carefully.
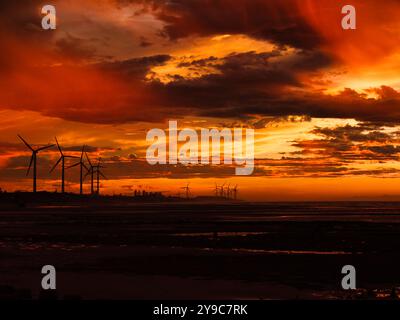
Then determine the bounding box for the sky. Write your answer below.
[1,0,400,201]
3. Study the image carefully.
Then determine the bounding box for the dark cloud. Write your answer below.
[251,116,312,129]
[0,142,27,155]
[291,123,400,162]
[101,54,172,78]
[3,38,400,124]
[140,0,323,50]
[139,52,400,124]
[2,1,400,126]
[177,56,219,68]
[5,43,400,124]
[147,50,333,118]
[311,124,392,143]
[62,145,106,153]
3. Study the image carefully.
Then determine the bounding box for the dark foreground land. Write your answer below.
[1,199,400,300]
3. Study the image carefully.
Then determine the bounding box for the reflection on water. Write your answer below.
[0,241,99,251]
[231,248,361,255]
[172,232,268,237]
[36,205,84,209]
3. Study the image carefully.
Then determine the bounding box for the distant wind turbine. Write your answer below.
[18,134,54,193]
[214,183,219,197]
[233,184,238,200]
[85,155,106,195]
[220,183,226,197]
[94,158,107,195]
[181,183,191,199]
[66,145,89,195]
[85,153,95,194]
[50,137,78,193]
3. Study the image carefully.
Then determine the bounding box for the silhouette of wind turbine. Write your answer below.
[84,155,106,195]
[181,183,191,199]
[93,157,107,195]
[18,135,54,193]
[233,184,238,200]
[220,183,226,197]
[66,145,89,195]
[50,137,78,193]
[85,153,95,194]
[214,183,219,197]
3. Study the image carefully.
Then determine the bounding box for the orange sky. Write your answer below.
[1,0,400,200]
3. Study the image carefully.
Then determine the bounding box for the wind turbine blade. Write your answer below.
[80,145,85,161]
[37,144,55,152]
[55,137,63,156]
[83,170,91,180]
[18,135,34,151]
[82,163,89,172]
[99,171,107,180]
[85,152,92,167]
[50,157,62,173]
[66,162,80,169]
[26,155,34,176]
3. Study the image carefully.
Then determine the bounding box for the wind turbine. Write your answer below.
[233,185,238,200]
[50,137,78,193]
[181,183,191,199]
[85,153,95,194]
[18,135,54,193]
[214,183,219,197]
[94,158,107,195]
[66,145,89,195]
[220,183,226,197]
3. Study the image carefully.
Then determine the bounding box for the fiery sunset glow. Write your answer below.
[1,0,400,200]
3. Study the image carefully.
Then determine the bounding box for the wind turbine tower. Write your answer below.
[18,135,54,193]
[220,183,226,197]
[50,137,78,193]
[181,183,191,199]
[93,157,106,195]
[85,153,95,194]
[67,145,88,195]
[214,183,220,197]
[233,184,238,200]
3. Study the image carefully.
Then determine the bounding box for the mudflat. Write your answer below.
[1,201,400,299]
